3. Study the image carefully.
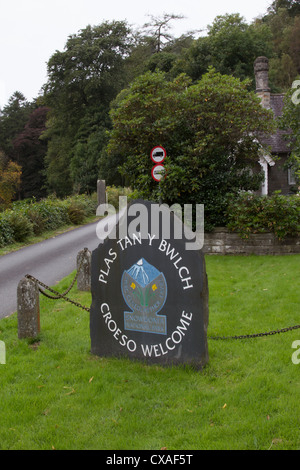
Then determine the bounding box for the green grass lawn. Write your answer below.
[0,254,299,450]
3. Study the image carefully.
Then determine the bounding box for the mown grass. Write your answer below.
[0,255,299,450]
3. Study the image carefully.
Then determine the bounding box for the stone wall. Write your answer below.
[203,228,300,255]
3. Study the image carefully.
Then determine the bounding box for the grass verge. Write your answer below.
[0,255,299,450]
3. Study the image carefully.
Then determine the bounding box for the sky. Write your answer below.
[0,0,273,108]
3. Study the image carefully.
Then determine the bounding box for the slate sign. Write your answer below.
[90,200,209,368]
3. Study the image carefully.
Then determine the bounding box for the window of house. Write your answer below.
[288,167,296,185]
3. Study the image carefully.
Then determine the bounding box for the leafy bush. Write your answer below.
[67,201,85,225]
[106,186,134,209]
[0,193,98,247]
[7,212,34,242]
[26,207,46,235]
[227,192,300,240]
[34,198,70,230]
[69,194,98,217]
[0,213,14,247]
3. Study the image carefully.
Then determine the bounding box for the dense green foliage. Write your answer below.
[0,4,299,224]
[279,83,300,179]
[227,192,300,239]
[0,195,97,247]
[107,69,275,229]
[175,14,274,85]
[42,21,133,197]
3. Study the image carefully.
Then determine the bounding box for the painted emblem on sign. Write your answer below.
[121,258,167,335]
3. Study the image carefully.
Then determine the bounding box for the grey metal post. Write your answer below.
[17,277,40,339]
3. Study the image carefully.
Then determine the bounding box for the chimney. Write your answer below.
[254,56,271,109]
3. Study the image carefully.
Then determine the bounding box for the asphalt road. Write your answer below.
[0,220,103,319]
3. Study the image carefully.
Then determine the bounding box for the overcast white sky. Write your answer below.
[0,0,273,108]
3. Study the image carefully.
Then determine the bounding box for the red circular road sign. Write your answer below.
[150,146,166,164]
[151,164,166,182]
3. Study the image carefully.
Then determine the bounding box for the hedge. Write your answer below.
[0,194,98,248]
[226,192,300,240]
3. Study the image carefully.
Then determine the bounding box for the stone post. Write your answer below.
[77,248,91,291]
[17,277,40,339]
[97,179,106,206]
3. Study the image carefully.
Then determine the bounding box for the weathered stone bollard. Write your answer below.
[17,277,40,339]
[97,179,106,206]
[77,248,91,291]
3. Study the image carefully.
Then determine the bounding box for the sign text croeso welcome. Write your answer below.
[90,200,209,368]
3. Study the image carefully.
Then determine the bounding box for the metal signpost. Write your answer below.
[151,146,166,203]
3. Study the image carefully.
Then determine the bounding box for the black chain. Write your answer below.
[25,247,300,337]
[25,248,90,313]
[209,324,300,340]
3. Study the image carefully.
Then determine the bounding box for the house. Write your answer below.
[254,56,297,195]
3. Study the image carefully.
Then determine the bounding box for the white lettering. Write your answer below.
[107,319,117,332]
[106,455,141,468]
[292,340,300,365]
[98,273,107,284]
[141,343,153,356]
[292,80,300,105]
[132,232,142,245]
[182,311,193,322]
[108,248,117,260]
[148,233,156,245]
[113,328,122,341]
[179,266,189,278]
[166,337,176,351]
[181,277,193,290]
[171,330,182,344]
[166,244,179,260]
[173,256,182,268]
[127,340,137,352]
[101,303,110,314]
[140,311,193,357]
[158,239,167,252]
[117,239,125,251]
[0,340,5,365]
[100,303,137,353]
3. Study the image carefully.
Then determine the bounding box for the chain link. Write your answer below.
[209,324,300,340]
[25,247,300,338]
[25,248,90,313]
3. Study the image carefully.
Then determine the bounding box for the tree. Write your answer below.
[267,0,300,17]
[279,82,300,183]
[0,92,32,160]
[178,14,273,84]
[259,4,300,90]
[143,13,185,53]
[43,20,133,195]
[106,70,275,229]
[0,152,22,207]
[13,107,49,199]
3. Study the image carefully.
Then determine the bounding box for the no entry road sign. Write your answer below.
[151,164,166,182]
[150,146,166,164]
